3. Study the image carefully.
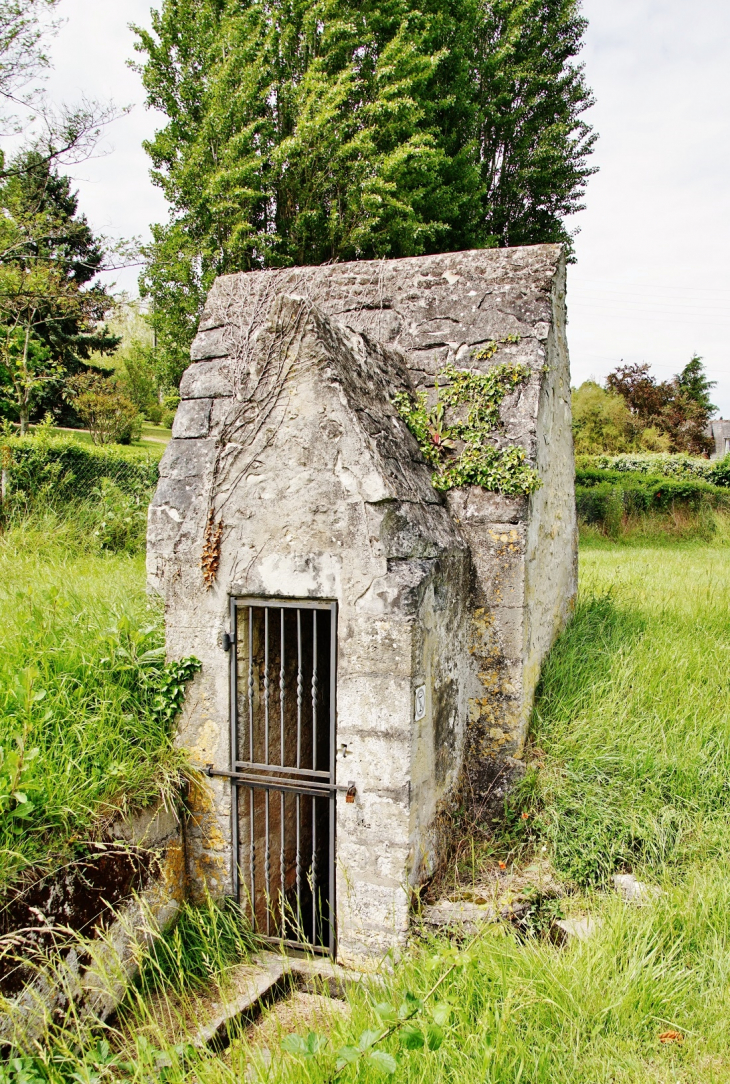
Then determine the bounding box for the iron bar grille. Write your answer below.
[229,597,337,956]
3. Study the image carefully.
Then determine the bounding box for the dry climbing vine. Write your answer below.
[394,338,541,496]
[200,509,223,588]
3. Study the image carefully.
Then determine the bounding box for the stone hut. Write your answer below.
[707,418,730,460]
[147,245,577,961]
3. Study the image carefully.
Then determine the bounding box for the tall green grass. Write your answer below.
[0,514,187,891]
[521,545,730,885]
[5,542,730,1084]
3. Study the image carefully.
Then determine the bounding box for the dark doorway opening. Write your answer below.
[229,599,336,955]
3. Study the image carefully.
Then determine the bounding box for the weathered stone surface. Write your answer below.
[172,397,213,439]
[613,873,662,903]
[190,325,230,361]
[0,801,185,1045]
[422,900,497,935]
[147,245,577,961]
[180,359,234,399]
[552,917,600,943]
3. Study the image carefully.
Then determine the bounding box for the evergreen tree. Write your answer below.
[0,151,118,427]
[135,0,596,382]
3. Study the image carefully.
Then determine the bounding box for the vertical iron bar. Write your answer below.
[296,609,303,932]
[265,789,271,935]
[264,608,270,766]
[329,603,338,957]
[280,609,285,936]
[312,610,318,944]
[264,608,270,931]
[248,609,255,919]
[247,609,254,761]
[229,598,239,902]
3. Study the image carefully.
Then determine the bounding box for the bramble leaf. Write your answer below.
[400,1024,424,1050]
[367,1050,398,1074]
[335,1046,359,1070]
[358,1029,383,1051]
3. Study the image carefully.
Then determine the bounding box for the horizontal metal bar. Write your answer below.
[207,766,354,797]
[233,598,335,612]
[259,935,332,956]
[235,760,330,780]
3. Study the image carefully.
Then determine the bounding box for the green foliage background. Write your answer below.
[134,0,596,383]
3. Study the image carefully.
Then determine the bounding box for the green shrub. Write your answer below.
[575,468,729,526]
[709,453,730,487]
[0,435,159,519]
[145,403,164,425]
[66,373,143,445]
[576,452,730,486]
[90,479,149,554]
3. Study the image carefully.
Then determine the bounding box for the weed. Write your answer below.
[132,896,258,996]
[0,515,195,892]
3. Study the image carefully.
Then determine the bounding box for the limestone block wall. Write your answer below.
[148,245,577,958]
[151,295,476,958]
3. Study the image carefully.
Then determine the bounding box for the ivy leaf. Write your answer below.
[367,1051,398,1074]
[400,1024,424,1050]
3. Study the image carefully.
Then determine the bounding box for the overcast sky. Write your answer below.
[38,0,730,416]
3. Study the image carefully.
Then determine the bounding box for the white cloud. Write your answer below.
[569,0,730,416]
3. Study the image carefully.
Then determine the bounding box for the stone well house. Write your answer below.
[147,245,577,961]
[707,418,730,460]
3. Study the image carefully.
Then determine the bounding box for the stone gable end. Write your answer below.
[147,245,577,960]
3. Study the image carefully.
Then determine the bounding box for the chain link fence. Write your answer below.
[0,435,162,550]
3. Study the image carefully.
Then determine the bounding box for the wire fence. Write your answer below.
[0,435,161,515]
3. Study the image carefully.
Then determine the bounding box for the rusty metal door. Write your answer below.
[214,598,338,955]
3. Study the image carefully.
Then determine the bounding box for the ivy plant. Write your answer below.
[393,340,541,496]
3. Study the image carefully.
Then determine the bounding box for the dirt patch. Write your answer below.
[0,844,154,997]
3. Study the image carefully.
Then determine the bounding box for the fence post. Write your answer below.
[0,444,9,508]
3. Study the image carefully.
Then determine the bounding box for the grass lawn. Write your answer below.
[5,531,730,1083]
[24,423,172,454]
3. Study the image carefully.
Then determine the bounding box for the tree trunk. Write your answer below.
[20,326,30,434]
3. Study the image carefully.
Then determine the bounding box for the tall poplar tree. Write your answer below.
[135,0,596,384]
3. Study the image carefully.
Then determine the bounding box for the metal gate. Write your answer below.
[212,598,338,956]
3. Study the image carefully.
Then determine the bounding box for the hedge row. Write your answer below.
[0,436,161,506]
[2,437,728,529]
[576,452,730,488]
[576,468,730,524]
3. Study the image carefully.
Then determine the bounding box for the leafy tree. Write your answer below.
[0,0,59,125]
[605,358,715,457]
[134,0,596,382]
[65,372,141,445]
[572,382,636,454]
[118,339,158,415]
[0,151,118,429]
[676,354,716,417]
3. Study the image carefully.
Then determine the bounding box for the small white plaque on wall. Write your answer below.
[414,685,426,721]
